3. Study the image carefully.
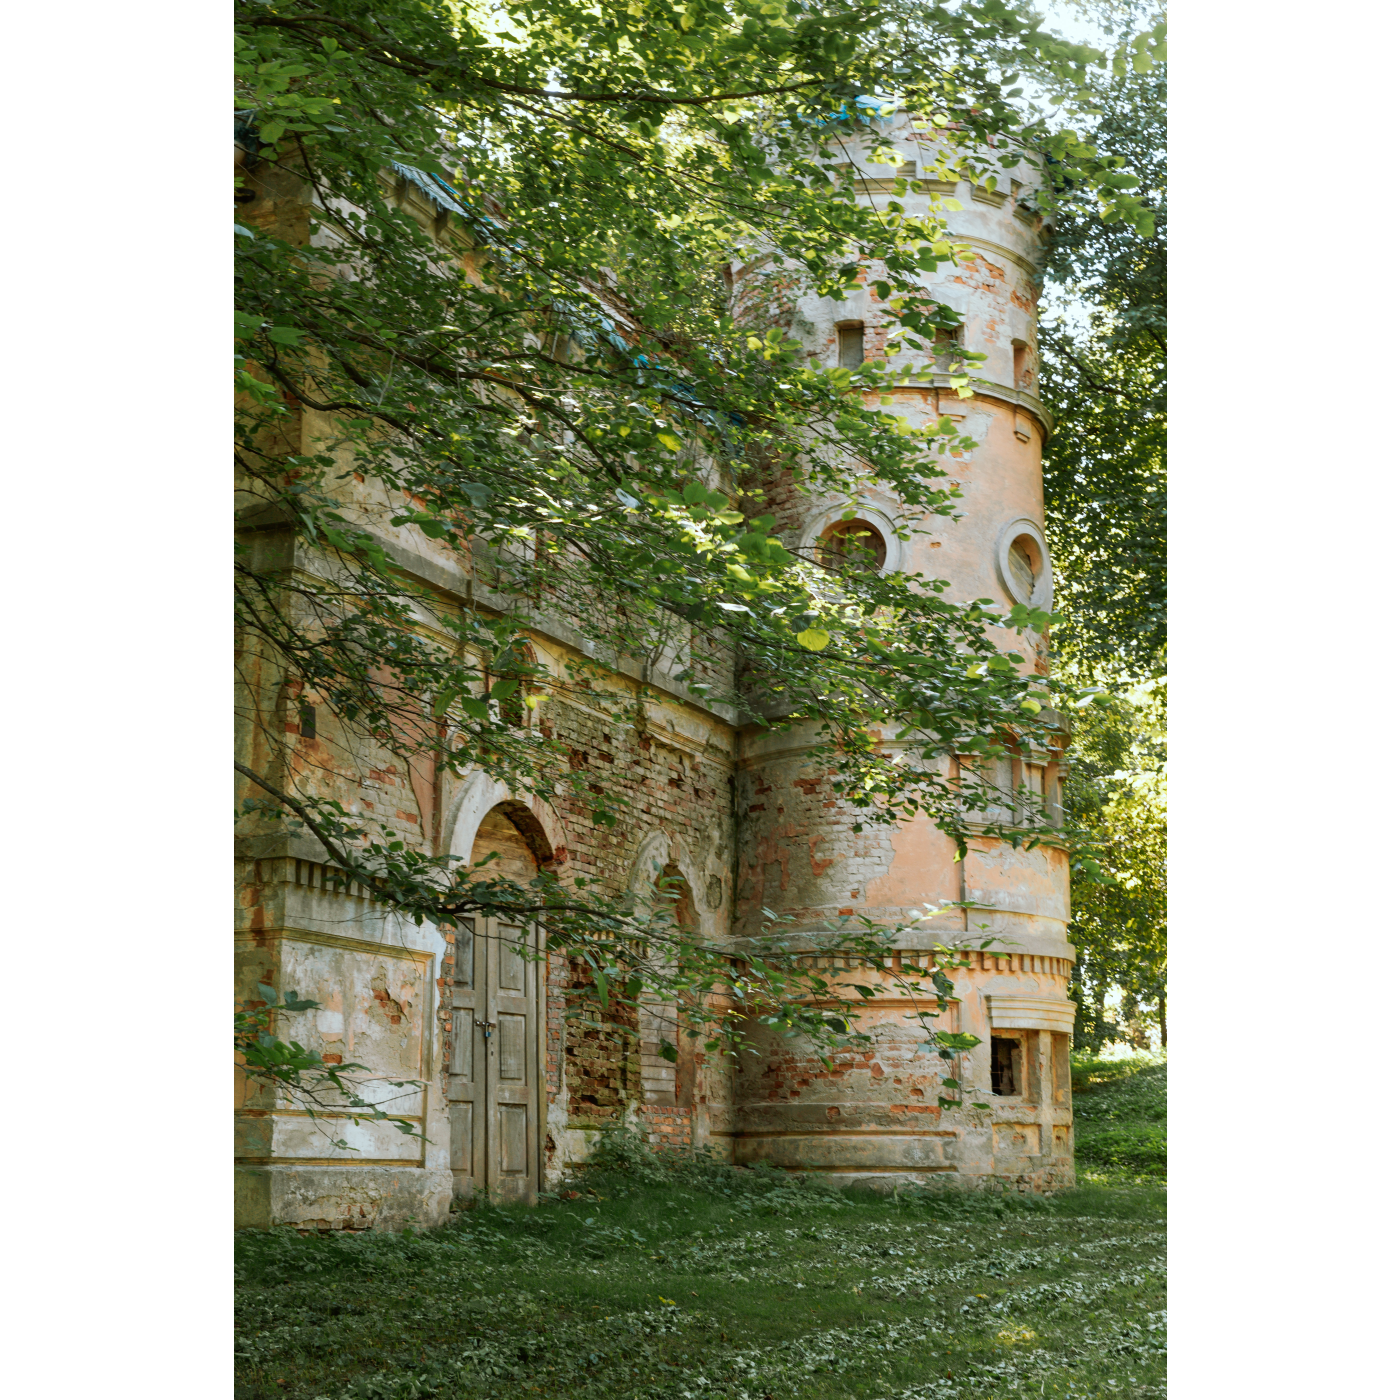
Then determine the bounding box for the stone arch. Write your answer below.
[626,829,707,907]
[627,829,675,896]
[441,770,566,870]
[467,802,552,884]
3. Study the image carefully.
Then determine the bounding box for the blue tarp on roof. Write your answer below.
[390,161,470,218]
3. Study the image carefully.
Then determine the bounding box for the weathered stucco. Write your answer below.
[234,110,1075,1229]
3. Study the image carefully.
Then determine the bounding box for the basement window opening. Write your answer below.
[991,1036,1022,1097]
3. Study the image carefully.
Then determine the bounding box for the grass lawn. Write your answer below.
[1070,1054,1167,1184]
[236,1061,1165,1400]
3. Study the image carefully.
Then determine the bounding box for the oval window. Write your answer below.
[1007,536,1039,598]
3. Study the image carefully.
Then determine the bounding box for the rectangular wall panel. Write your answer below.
[498,1104,528,1175]
[498,1013,527,1082]
[456,920,475,989]
[498,927,525,992]
[449,1010,474,1081]
[449,1103,474,1174]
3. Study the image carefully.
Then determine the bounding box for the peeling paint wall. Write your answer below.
[235,110,1076,1230]
[723,112,1075,1193]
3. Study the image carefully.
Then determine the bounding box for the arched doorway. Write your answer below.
[638,862,696,1109]
[446,802,551,1204]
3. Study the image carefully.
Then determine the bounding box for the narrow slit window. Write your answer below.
[992,1036,1022,1097]
[837,325,864,369]
[1012,340,1028,387]
[934,324,962,370]
[1052,1033,1071,1104]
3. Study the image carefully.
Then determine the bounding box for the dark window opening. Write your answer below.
[818,519,887,573]
[297,701,316,740]
[992,1036,1022,1097]
[934,324,962,370]
[837,324,865,369]
[486,641,538,728]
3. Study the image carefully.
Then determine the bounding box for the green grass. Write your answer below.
[1070,1055,1167,1183]
[235,1117,1166,1400]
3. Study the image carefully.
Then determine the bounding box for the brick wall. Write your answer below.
[562,958,640,1124]
[515,667,736,1173]
[637,1104,692,1150]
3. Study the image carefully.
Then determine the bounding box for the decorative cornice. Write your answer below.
[886,377,1054,437]
[985,993,1076,1033]
[951,235,1043,281]
[234,920,433,964]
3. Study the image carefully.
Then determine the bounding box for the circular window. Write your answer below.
[799,501,904,575]
[995,518,1053,611]
[817,518,888,573]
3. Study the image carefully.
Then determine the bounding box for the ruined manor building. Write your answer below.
[236,115,1076,1230]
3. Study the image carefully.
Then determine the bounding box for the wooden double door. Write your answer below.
[447,917,540,1203]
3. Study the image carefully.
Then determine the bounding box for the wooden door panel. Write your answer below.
[453,922,475,992]
[497,1013,527,1084]
[498,926,526,992]
[447,914,538,1202]
[448,918,488,1200]
[498,1104,528,1177]
[448,1009,474,1082]
[448,1102,474,1176]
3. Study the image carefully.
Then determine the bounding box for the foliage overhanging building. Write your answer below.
[235,109,1078,1229]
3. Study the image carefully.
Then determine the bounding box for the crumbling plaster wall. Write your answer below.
[732,949,1075,1192]
[236,114,1078,1228]
[719,111,1076,1193]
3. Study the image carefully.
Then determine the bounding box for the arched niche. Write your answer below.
[625,831,701,1110]
[468,801,553,884]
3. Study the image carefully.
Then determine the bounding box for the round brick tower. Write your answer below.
[729,111,1076,1192]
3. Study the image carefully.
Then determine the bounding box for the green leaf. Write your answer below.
[796,628,830,652]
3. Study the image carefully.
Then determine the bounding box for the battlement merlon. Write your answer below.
[730,109,1053,400]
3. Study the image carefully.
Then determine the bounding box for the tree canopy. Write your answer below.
[234,0,1163,1074]
[1035,0,1166,1048]
[1040,0,1165,685]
